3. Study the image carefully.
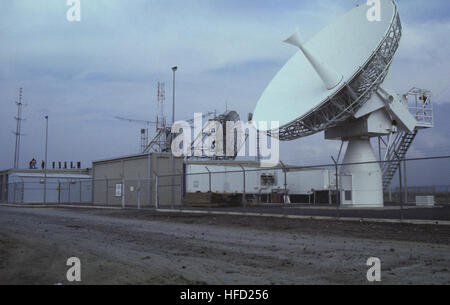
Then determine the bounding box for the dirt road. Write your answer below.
[0,206,448,285]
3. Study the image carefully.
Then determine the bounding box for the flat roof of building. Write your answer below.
[92,152,175,164]
[0,168,90,175]
[8,172,91,179]
[186,159,327,171]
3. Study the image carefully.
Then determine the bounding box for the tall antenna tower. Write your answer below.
[156,82,166,131]
[13,88,24,169]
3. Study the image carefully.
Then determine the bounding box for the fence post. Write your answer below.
[175,169,184,209]
[153,172,159,209]
[328,186,332,205]
[79,180,82,204]
[331,156,340,218]
[121,176,125,209]
[137,177,141,210]
[205,166,211,193]
[398,161,404,221]
[21,180,24,204]
[279,161,288,205]
[239,165,246,206]
[105,178,109,206]
[404,159,408,204]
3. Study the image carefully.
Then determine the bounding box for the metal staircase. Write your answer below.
[381,88,433,189]
[381,129,418,189]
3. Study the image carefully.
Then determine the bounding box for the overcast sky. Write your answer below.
[1,0,449,185]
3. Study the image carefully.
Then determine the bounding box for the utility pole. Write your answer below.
[43,116,49,204]
[13,88,24,169]
[170,66,178,209]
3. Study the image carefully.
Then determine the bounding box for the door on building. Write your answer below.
[341,175,353,206]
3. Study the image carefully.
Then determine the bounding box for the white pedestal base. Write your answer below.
[340,138,384,208]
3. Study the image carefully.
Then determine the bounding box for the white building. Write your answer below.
[185,160,337,204]
[0,169,91,204]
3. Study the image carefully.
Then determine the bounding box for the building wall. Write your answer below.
[92,153,183,207]
[186,162,334,196]
[92,155,148,207]
[186,164,280,194]
[4,170,91,204]
[150,153,183,208]
[286,169,333,194]
[0,173,7,203]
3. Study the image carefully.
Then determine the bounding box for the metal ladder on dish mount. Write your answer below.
[381,129,418,189]
[380,87,434,189]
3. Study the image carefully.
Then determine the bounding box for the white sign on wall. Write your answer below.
[115,184,122,197]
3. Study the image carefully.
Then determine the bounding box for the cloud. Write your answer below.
[0,0,449,175]
[0,0,351,82]
[392,19,450,103]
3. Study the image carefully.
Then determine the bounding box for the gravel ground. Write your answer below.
[0,206,448,285]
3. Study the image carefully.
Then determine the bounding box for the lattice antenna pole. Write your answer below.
[140,128,148,153]
[157,82,166,132]
[13,88,24,169]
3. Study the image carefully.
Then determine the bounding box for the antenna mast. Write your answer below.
[13,88,24,169]
[157,82,166,131]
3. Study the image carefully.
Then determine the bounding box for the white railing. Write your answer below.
[407,87,433,127]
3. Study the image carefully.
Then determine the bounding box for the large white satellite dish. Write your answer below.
[253,0,399,136]
[252,0,434,207]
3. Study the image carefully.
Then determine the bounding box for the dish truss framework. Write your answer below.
[275,11,402,141]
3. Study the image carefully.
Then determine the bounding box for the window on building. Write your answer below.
[260,174,275,186]
[345,191,352,201]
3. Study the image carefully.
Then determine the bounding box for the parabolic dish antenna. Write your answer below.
[252,0,434,207]
[252,0,400,140]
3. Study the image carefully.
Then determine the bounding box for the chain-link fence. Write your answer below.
[175,157,448,204]
[6,179,92,205]
[385,185,450,205]
[90,174,183,209]
[92,177,157,208]
[154,156,450,222]
[3,156,449,221]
